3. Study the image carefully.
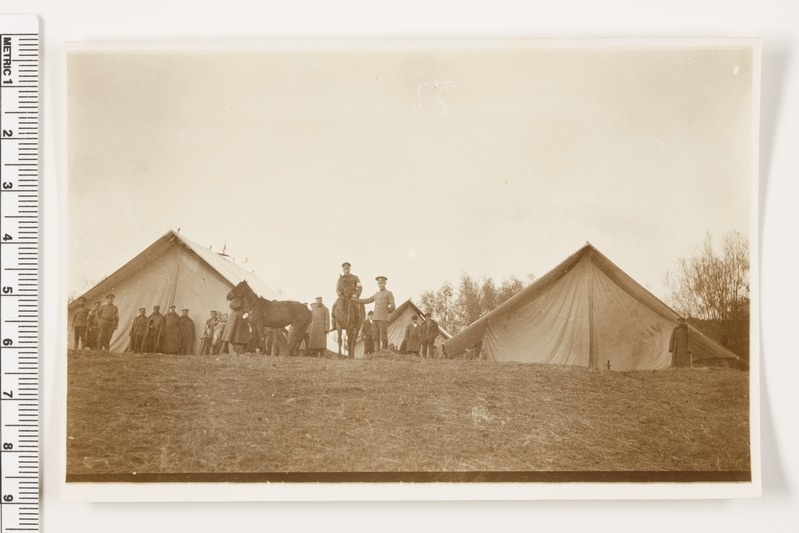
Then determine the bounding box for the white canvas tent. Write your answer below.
[68,230,283,353]
[351,299,452,358]
[443,243,743,370]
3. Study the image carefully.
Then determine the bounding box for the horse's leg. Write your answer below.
[290,311,312,358]
[347,326,357,359]
[336,327,343,356]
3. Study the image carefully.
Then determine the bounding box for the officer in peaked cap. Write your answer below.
[352,274,395,350]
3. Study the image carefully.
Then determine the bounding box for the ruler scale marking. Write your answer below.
[0,16,39,533]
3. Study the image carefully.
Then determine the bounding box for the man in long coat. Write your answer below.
[308,296,330,357]
[129,307,148,353]
[223,299,250,354]
[179,308,195,355]
[360,310,376,355]
[669,317,693,368]
[161,305,182,354]
[404,315,422,356]
[145,305,165,353]
[420,311,440,359]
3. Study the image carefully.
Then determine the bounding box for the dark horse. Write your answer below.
[226,280,311,357]
[333,294,362,358]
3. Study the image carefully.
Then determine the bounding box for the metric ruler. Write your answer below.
[0,15,39,533]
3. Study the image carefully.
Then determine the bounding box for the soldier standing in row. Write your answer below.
[71,297,89,350]
[179,308,195,355]
[96,294,119,351]
[161,305,181,354]
[129,307,148,353]
[145,305,165,353]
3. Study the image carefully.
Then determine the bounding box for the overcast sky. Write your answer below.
[67,42,754,306]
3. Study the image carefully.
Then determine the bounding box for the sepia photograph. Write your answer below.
[64,39,758,496]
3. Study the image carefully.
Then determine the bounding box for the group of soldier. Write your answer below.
[70,294,197,354]
[70,261,442,357]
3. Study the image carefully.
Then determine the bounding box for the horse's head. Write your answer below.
[227,280,250,301]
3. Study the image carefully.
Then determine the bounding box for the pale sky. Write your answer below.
[68,43,754,305]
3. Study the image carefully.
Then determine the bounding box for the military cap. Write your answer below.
[375,276,388,282]
[182,308,189,312]
[153,305,160,310]
[342,262,351,268]
[138,307,146,311]
[106,293,115,299]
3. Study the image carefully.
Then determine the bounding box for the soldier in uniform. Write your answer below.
[96,294,119,351]
[669,317,693,368]
[179,308,195,355]
[71,297,89,350]
[420,311,440,359]
[145,305,165,353]
[129,307,148,353]
[161,305,182,354]
[332,262,363,331]
[308,296,330,357]
[353,276,395,350]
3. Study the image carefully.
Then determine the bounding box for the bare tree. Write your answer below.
[666,230,750,358]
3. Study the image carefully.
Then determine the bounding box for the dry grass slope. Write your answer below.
[66,349,750,475]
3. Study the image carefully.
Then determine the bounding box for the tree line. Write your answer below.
[418,273,532,335]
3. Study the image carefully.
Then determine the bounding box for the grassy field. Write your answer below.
[66,349,750,477]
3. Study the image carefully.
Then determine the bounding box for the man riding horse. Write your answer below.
[331,262,364,357]
[332,261,363,330]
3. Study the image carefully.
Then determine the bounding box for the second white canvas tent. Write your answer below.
[443,243,743,371]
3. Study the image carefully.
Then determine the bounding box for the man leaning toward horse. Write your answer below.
[353,276,395,350]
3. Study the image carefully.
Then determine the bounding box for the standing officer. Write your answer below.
[96,294,119,351]
[353,276,395,350]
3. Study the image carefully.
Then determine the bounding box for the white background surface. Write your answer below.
[1,0,797,531]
